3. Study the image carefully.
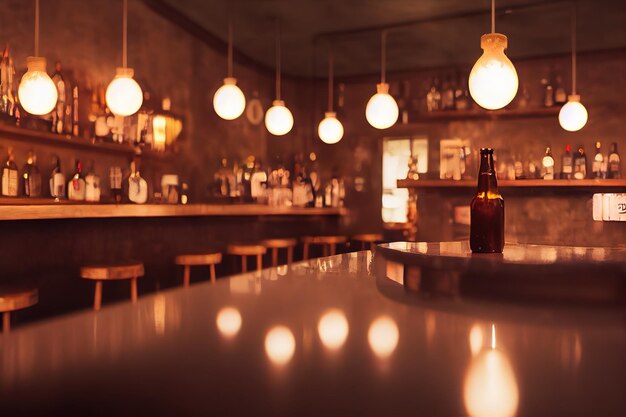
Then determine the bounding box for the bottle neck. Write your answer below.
[477,152,498,193]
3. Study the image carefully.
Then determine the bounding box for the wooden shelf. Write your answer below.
[397,178,626,192]
[0,123,173,162]
[0,203,348,221]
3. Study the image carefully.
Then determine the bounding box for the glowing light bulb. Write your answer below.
[366,83,398,129]
[213,77,246,120]
[18,57,58,115]
[559,94,588,132]
[318,111,344,144]
[469,34,519,110]
[367,315,399,358]
[264,325,295,365]
[105,67,143,116]
[264,100,294,136]
[317,309,349,350]
[216,307,242,338]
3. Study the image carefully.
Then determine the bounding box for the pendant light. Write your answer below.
[365,30,398,129]
[559,3,588,132]
[318,48,344,144]
[106,0,143,117]
[213,21,246,120]
[468,0,519,110]
[18,0,58,116]
[265,20,293,136]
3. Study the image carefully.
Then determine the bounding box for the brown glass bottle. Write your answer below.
[470,148,504,253]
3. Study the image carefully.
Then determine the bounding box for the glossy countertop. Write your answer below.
[1,251,624,416]
[0,203,346,221]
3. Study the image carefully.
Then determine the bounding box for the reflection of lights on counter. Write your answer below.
[469,324,484,356]
[464,324,519,417]
[368,316,399,358]
[276,265,288,276]
[265,326,296,365]
[317,309,349,350]
[153,295,166,336]
[216,307,242,338]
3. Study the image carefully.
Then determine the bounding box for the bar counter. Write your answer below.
[1,250,624,415]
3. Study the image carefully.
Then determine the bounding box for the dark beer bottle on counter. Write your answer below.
[607,142,621,179]
[470,148,504,253]
[573,145,587,179]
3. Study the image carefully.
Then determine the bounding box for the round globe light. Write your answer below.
[469,34,519,110]
[265,100,294,136]
[105,67,144,117]
[366,83,398,129]
[318,111,344,144]
[18,57,58,116]
[213,77,246,120]
[559,95,588,132]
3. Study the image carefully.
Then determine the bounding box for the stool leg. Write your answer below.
[183,265,191,288]
[287,246,294,265]
[241,256,247,273]
[131,277,138,304]
[2,312,10,333]
[330,243,337,256]
[94,281,103,311]
[362,242,367,251]
[323,245,329,257]
[210,264,216,284]
[256,254,263,272]
[272,248,278,268]
[303,243,309,260]
[370,242,375,252]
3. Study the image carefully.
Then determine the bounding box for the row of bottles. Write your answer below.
[540,142,620,180]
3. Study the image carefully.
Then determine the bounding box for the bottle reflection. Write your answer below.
[367,316,399,359]
[317,309,349,351]
[468,323,484,356]
[265,326,296,365]
[216,307,242,339]
[464,324,519,417]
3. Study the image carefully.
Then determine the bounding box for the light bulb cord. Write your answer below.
[34,0,40,56]
[123,0,128,68]
[275,19,281,101]
[491,0,495,33]
[227,20,233,78]
[380,30,387,84]
[327,47,334,112]
[571,1,577,95]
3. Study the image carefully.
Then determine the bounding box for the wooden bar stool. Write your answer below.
[352,233,384,251]
[80,262,144,311]
[0,287,38,333]
[262,239,297,267]
[301,236,348,260]
[227,244,267,273]
[175,253,222,287]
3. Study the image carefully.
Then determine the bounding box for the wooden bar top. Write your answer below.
[0,203,347,221]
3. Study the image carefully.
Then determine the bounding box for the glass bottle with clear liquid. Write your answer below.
[470,148,504,253]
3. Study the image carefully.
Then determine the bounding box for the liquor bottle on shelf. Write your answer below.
[0,46,16,120]
[51,61,68,134]
[68,160,86,201]
[72,85,79,137]
[109,166,123,203]
[470,148,504,253]
[541,147,555,180]
[554,75,567,105]
[84,161,101,202]
[592,141,605,179]
[426,77,441,112]
[22,151,42,197]
[127,160,148,204]
[573,145,587,179]
[527,153,540,179]
[561,144,573,179]
[50,156,66,199]
[454,74,471,111]
[517,84,531,108]
[607,142,621,179]
[250,159,268,203]
[441,75,455,110]
[1,147,18,197]
[513,154,524,179]
[180,182,189,205]
[93,85,111,141]
[541,78,554,107]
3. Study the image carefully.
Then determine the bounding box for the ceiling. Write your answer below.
[155,0,626,77]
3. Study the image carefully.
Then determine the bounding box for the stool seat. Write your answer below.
[175,252,222,286]
[262,238,297,249]
[80,262,145,311]
[80,263,145,280]
[227,245,267,256]
[0,287,38,333]
[302,235,348,259]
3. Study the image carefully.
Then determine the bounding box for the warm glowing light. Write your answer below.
[18,57,58,115]
[367,316,399,358]
[105,67,143,116]
[317,309,349,350]
[264,100,294,136]
[216,307,242,338]
[365,83,398,129]
[213,77,246,120]
[469,34,518,110]
[152,115,167,151]
[318,111,344,144]
[559,94,588,132]
[469,324,484,356]
[265,325,295,365]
